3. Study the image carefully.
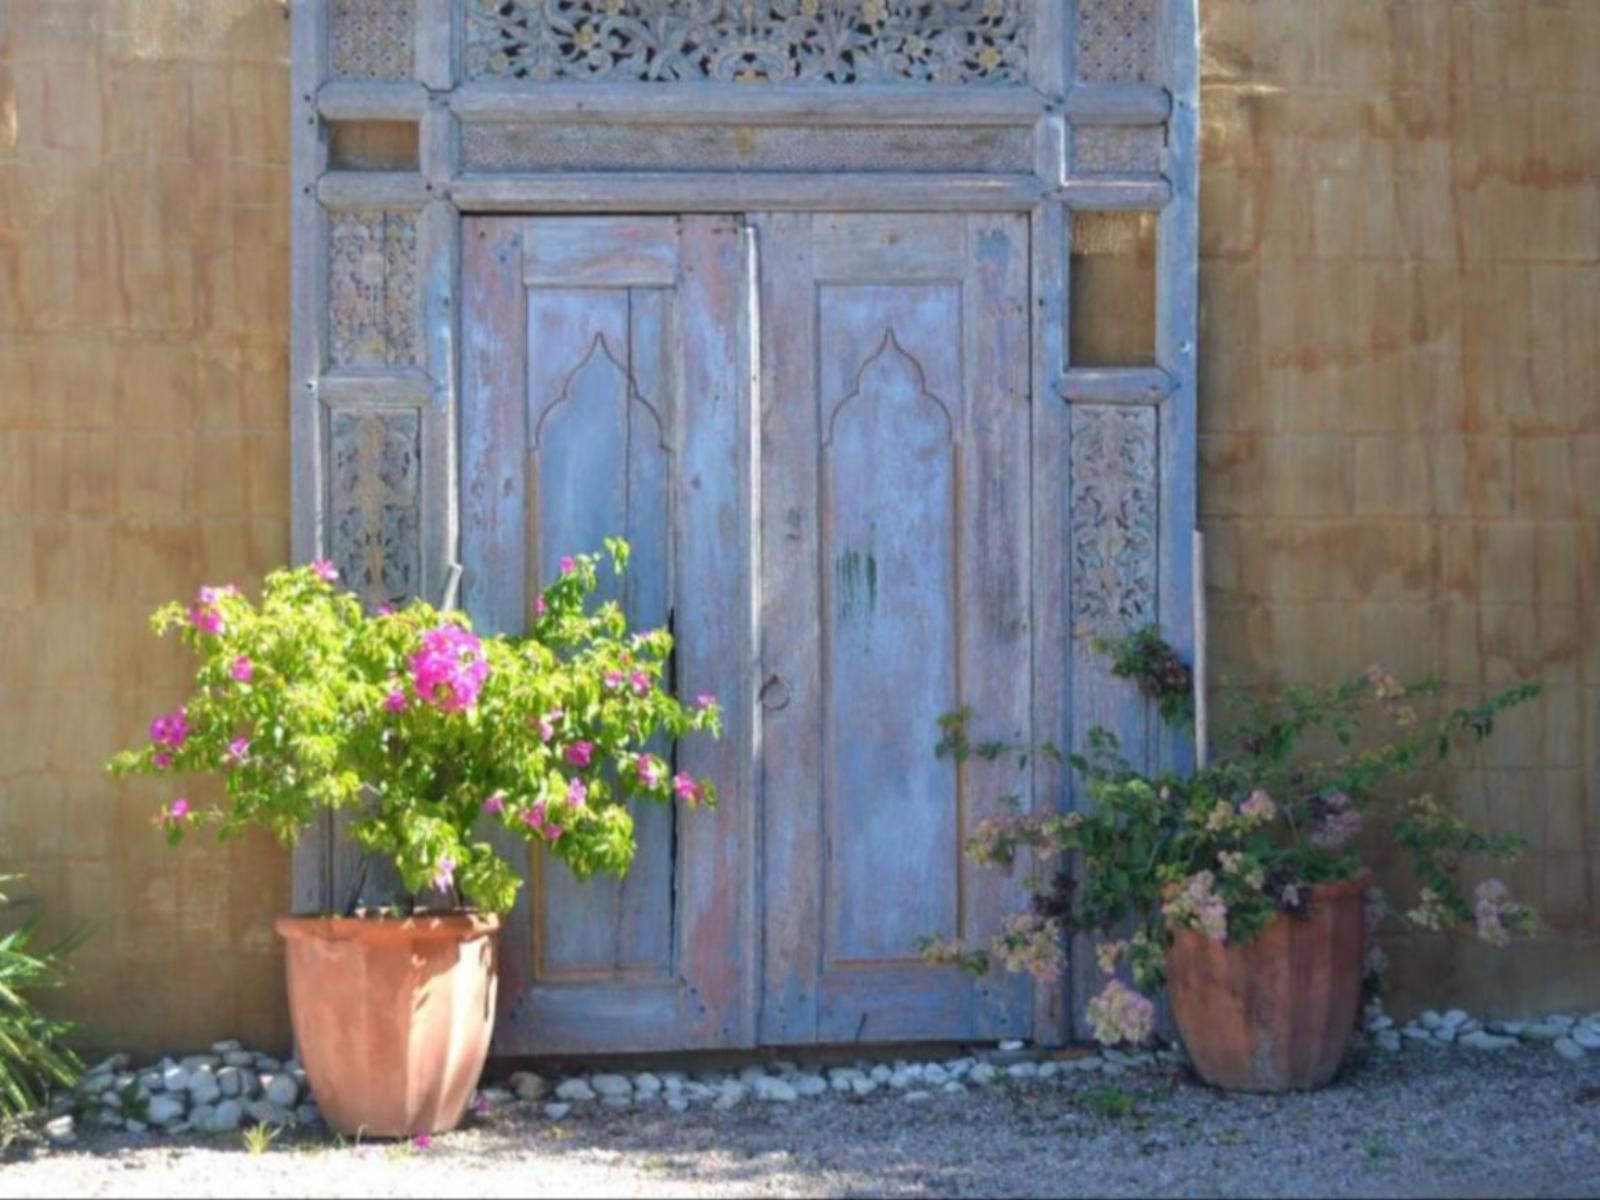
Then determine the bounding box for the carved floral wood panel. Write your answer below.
[1075,0,1157,83]
[328,210,420,369]
[331,0,416,79]
[329,409,423,609]
[1068,404,1157,639]
[465,0,1030,83]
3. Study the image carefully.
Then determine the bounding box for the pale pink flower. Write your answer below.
[672,772,699,803]
[1473,878,1532,947]
[169,798,190,819]
[1086,978,1156,1046]
[629,670,651,696]
[636,756,664,788]
[566,777,587,809]
[535,596,548,616]
[432,857,456,893]
[1163,870,1229,942]
[1239,789,1276,824]
[603,670,625,691]
[230,655,254,683]
[696,693,717,710]
[559,555,576,575]
[311,559,339,583]
[226,737,250,764]
[992,912,1066,983]
[483,793,505,815]
[536,709,563,742]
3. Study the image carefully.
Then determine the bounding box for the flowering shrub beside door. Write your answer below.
[923,631,1539,1059]
[108,538,722,916]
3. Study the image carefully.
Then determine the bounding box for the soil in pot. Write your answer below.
[1166,873,1368,1092]
[276,913,499,1137]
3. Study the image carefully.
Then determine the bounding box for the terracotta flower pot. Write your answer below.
[275,913,499,1137]
[1166,873,1369,1092]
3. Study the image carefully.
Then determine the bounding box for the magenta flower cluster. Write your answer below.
[409,624,489,712]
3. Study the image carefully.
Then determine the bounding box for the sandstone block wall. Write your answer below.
[0,0,1593,1051]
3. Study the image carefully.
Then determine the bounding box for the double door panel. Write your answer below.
[462,213,1035,1054]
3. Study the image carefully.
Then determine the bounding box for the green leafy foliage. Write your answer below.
[0,877,82,1117]
[108,543,722,916]
[1092,625,1195,727]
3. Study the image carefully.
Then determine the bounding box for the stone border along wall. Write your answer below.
[42,1003,1600,1143]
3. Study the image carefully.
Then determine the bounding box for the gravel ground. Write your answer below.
[6,1045,1599,1199]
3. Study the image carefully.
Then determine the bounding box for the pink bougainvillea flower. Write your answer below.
[672,772,698,803]
[190,603,225,636]
[536,709,563,742]
[629,670,651,697]
[559,555,576,575]
[377,603,395,616]
[566,777,587,809]
[564,741,593,768]
[534,595,548,616]
[311,559,339,583]
[603,670,625,691]
[152,751,172,770]
[695,693,717,710]
[483,792,506,815]
[226,737,250,764]
[409,624,490,712]
[520,801,563,843]
[432,857,456,893]
[169,798,190,819]
[636,756,663,788]
[411,1134,432,1150]
[229,655,254,683]
[149,707,190,749]
[385,686,408,713]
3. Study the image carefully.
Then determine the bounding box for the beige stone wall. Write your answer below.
[1198,0,1600,1016]
[0,0,293,1052]
[0,0,1594,1052]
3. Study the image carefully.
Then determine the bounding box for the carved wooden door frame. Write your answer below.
[288,0,1199,1045]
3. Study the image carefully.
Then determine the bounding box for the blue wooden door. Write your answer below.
[462,216,755,1054]
[756,214,1037,1045]
[462,213,1037,1054]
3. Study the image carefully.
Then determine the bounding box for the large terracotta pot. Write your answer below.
[1166,873,1368,1092]
[275,913,499,1137]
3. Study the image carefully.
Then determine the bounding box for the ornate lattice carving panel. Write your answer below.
[1069,405,1157,639]
[332,0,416,79]
[463,121,1033,172]
[464,0,1030,83]
[329,211,420,369]
[1075,0,1157,83]
[330,409,423,608]
[1073,125,1163,174]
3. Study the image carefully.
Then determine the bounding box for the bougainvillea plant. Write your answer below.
[108,540,721,916]
[921,631,1539,1048]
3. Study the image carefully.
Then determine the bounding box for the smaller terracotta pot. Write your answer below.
[1166,873,1369,1092]
[276,913,499,1137]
